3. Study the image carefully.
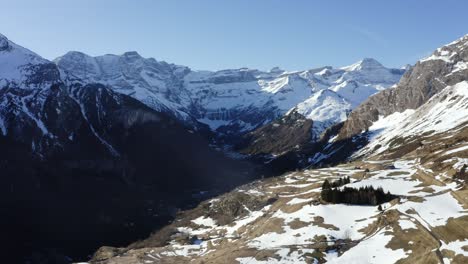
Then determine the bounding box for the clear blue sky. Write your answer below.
[1,0,467,71]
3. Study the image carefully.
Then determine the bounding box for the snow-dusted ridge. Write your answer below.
[357,77,468,157]
[0,34,60,90]
[55,51,405,136]
[1,30,467,264]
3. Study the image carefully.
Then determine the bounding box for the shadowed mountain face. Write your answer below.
[0,83,260,263]
[0,35,260,263]
[237,110,314,156]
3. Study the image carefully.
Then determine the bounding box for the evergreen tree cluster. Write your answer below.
[321,178,396,205]
[329,176,351,188]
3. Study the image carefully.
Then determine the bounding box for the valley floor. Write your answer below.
[88,154,468,264]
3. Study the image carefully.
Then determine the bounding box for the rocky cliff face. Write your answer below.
[55,52,404,138]
[238,110,314,156]
[236,88,351,157]
[55,51,192,121]
[244,35,468,170]
[338,35,468,140]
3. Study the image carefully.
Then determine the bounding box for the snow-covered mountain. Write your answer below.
[4,30,466,264]
[92,35,468,264]
[337,35,468,141]
[54,51,193,121]
[347,35,468,161]
[0,34,259,263]
[0,33,61,90]
[301,34,468,167]
[356,80,468,158]
[55,52,405,137]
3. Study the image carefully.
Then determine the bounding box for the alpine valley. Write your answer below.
[1,32,467,264]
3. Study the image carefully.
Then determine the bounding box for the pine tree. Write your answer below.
[322,179,331,190]
[321,179,331,201]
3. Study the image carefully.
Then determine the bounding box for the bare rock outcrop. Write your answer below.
[338,35,468,140]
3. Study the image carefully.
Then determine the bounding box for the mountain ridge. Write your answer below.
[338,34,468,141]
[55,49,405,139]
[0,33,259,263]
[1,32,466,263]
[88,35,468,264]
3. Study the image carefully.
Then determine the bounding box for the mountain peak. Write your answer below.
[0,33,10,51]
[122,51,142,58]
[270,66,285,74]
[401,64,412,70]
[356,58,384,69]
[65,50,89,58]
[361,57,382,65]
[66,50,86,56]
[341,58,384,71]
[0,33,59,90]
[445,34,468,47]
[53,51,91,66]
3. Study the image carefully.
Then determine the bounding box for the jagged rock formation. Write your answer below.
[238,110,314,156]
[237,89,351,157]
[55,52,404,139]
[338,35,468,140]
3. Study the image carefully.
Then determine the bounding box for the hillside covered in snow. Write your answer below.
[91,153,467,264]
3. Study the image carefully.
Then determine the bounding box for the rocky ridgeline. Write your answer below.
[338,35,468,140]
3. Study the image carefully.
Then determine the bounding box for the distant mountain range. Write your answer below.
[89,34,468,264]
[55,50,405,139]
[1,32,466,264]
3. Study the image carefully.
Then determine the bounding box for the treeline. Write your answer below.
[321,178,396,205]
[328,176,351,188]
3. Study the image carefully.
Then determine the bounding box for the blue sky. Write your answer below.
[1,0,467,71]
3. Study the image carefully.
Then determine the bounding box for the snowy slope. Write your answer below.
[337,34,468,142]
[332,58,402,107]
[54,51,193,121]
[93,157,467,264]
[55,52,405,135]
[293,89,351,136]
[353,35,468,158]
[0,33,60,89]
[358,81,468,156]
